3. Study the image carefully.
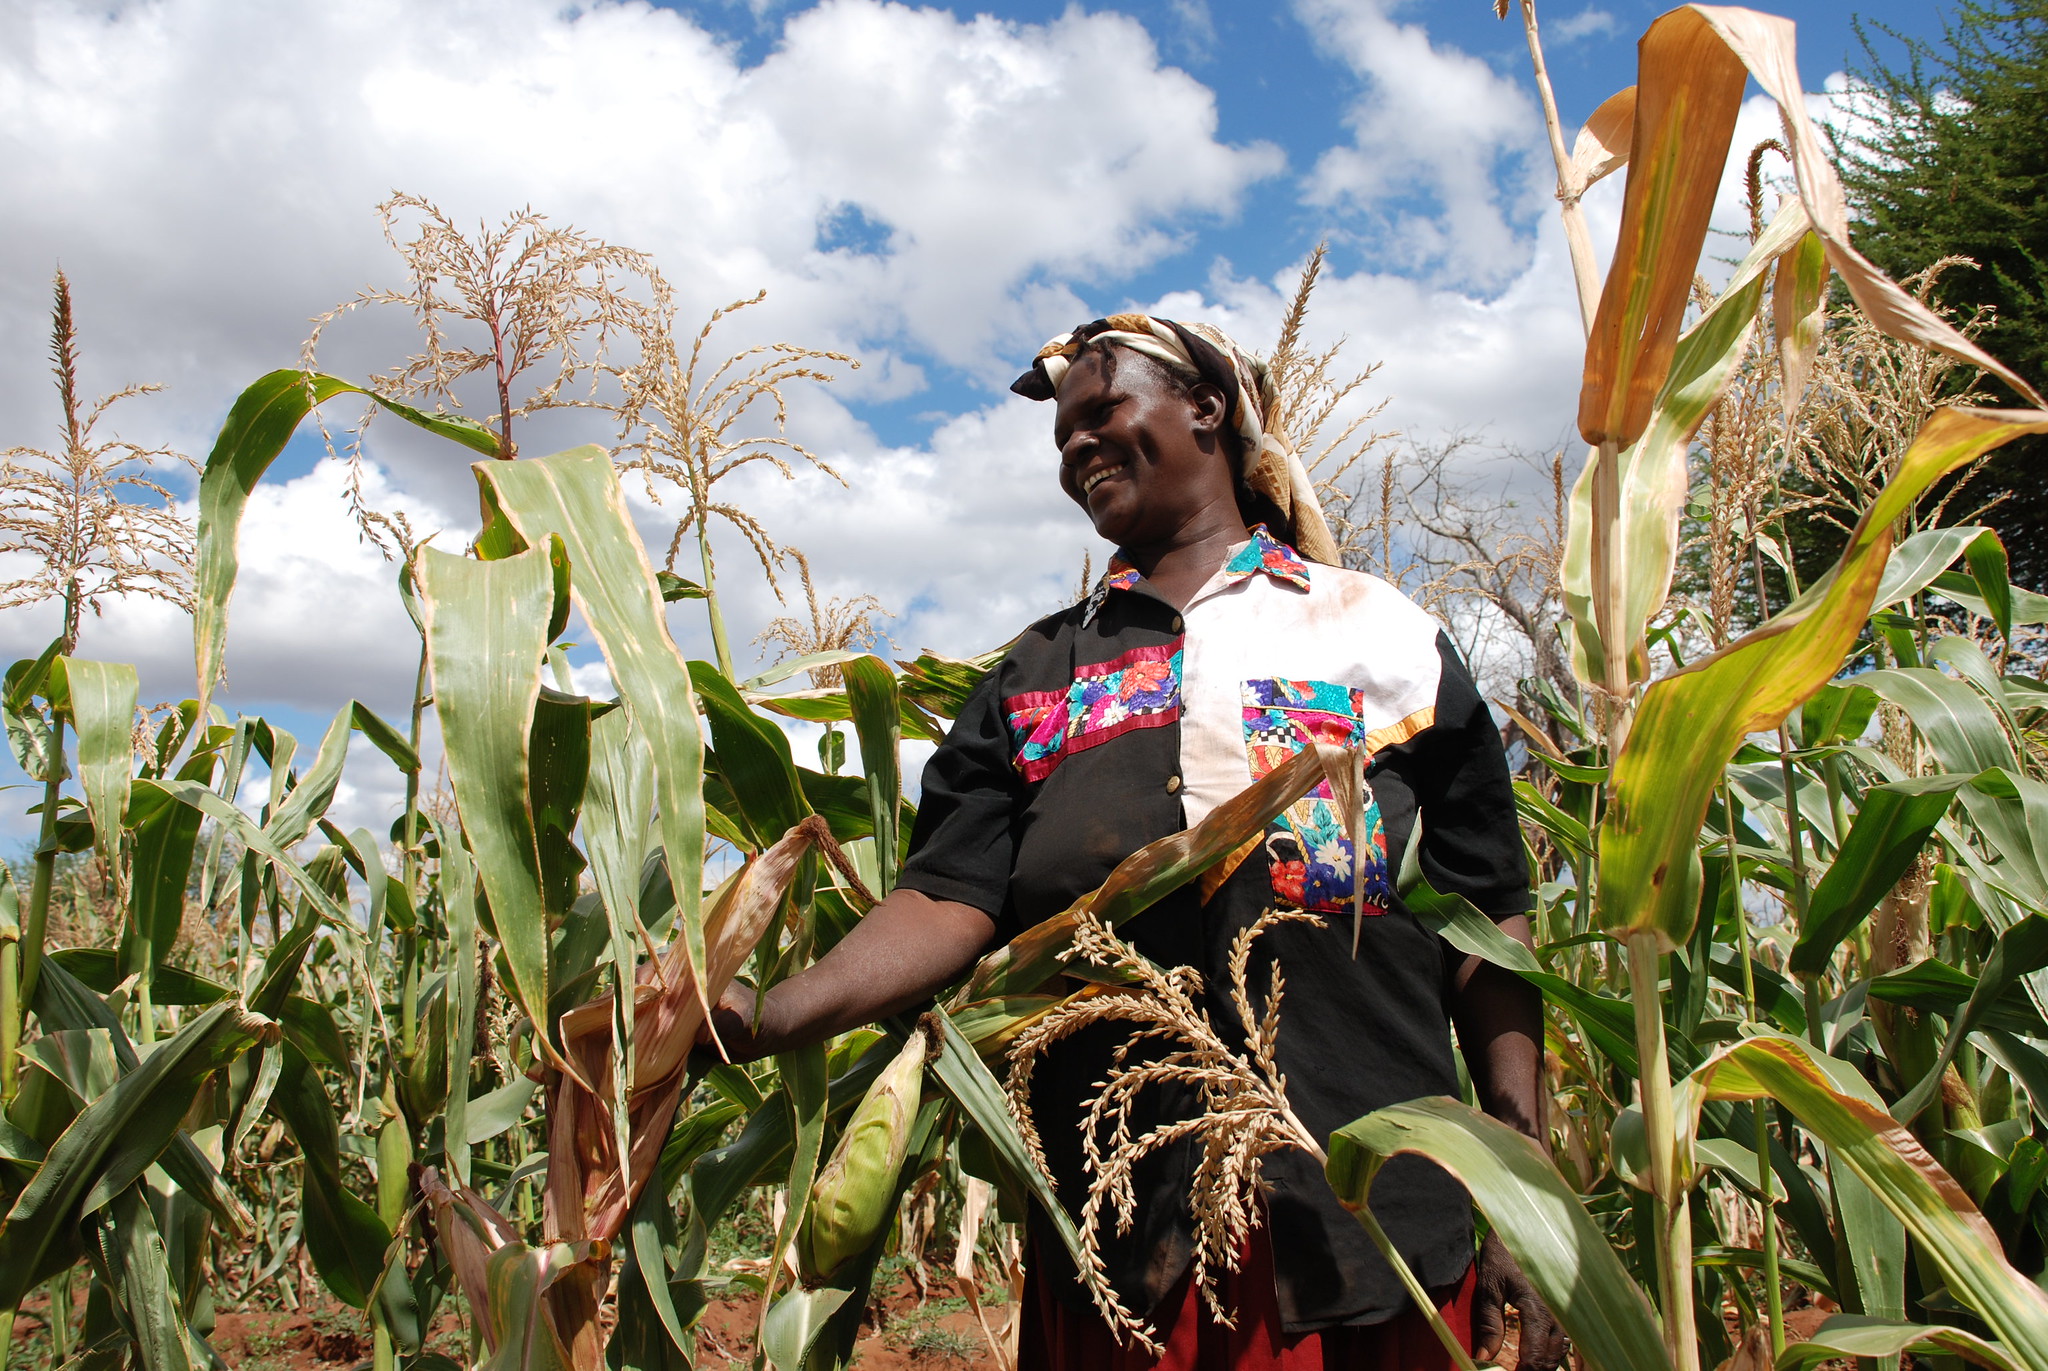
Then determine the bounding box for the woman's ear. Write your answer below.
[1187,381,1228,436]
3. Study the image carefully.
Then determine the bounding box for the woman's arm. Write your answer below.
[701,886,996,1062]
[1448,912,1544,1139]
[1450,912,1567,1371]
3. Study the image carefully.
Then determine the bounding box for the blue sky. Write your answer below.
[0,0,1960,842]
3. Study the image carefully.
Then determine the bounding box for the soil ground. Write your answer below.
[8,1281,1857,1369]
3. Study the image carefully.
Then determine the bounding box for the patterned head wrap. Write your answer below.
[1010,313,1339,565]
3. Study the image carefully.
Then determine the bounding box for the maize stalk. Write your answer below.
[798,1022,933,1286]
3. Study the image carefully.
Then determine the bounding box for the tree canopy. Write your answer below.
[1839,0,2048,583]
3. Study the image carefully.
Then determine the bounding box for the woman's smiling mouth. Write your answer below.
[1081,459,1128,495]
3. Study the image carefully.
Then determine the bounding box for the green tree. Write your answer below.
[1839,0,2048,583]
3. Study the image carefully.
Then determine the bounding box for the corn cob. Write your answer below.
[798,1024,932,1286]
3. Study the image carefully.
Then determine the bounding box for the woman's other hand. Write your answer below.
[1472,1230,1565,1370]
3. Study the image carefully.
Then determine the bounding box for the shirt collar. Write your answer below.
[1220,524,1312,591]
[1083,525,1311,624]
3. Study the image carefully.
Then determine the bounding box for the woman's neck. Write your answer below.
[1121,514,1247,610]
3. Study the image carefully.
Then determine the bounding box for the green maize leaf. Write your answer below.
[82,1184,196,1371]
[1957,767,2048,911]
[798,767,886,844]
[465,1077,539,1145]
[475,448,708,1009]
[1982,1031,2048,1119]
[51,949,229,1006]
[1832,1156,1907,1322]
[122,758,211,983]
[478,1240,589,1371]
[1775,1315,2020,1371]
[619,1177,698,1370]
[527,686,592,922]
[1405,880,1646,1073]
[760,1287,853,1371]
[1965,527,2015,642]
[191,369,497,724]
[654,570,706,602]
[754,685,949,744]
[147,778,355,932]
[51,657,136,878]
[418,542,554,1058]
[691,661,808,850]
[1929,636,2027,742]
[585,706,652,1202]
[1564,197,1811,688]
[1688,1033,2048,1362]
[1872,526,1996,612]
[0,1001,275,1308]
[28,960,251,1234]
[3,640,65,782]
[1599,406,2048,949]
[1866,959,2046,1036]
[435,815,481,1186]
[1704,948,1807,1036]
[757,1042,829,1350]
[1892,915,2048,1124]
[1796,682,1879,749]
[927,1007,1093,1293]
[1931,571,2048,628]
[1856,667,2016,775]
[1691,1245,1830,1300]
[841,656,902,893]
[898,647,1003,720]
[1789,775,1971,975]
[280,996,350,1068]
[1513,779,1592,858]
[688,1043,894,1233]
[270,1045,418,1336]
[1327,1097,1672,1371]
[1773,224,1829,432]
[264,701,419,849]
[741,650,865,692]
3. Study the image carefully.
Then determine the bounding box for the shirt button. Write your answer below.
[1165,774,1183,795]
[1170,614,1185,634]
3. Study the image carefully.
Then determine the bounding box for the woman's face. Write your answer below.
[1051,347,1237,549]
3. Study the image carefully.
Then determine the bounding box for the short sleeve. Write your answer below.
[896,666,1019,917]
[1408,633,1532,921]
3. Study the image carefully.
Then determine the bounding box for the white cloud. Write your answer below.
[1549,7,1618,44]
[1292,0,1549,291]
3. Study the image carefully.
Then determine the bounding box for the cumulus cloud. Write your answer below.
[1292,0,1549,291]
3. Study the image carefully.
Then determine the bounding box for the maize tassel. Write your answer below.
[798,1023,932,1286]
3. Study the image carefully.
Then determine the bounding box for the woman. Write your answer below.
[709,316,1564,1371]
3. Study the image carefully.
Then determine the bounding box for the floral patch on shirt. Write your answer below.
[1005,643,1183,783]
[1222,525,1311,591]
[1242,677,1393,915]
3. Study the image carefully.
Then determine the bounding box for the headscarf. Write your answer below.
[1009,313,1340,565]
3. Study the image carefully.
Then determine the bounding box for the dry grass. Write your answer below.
[755,547,892,688]
[1003,907,1325,1351]
[1265,244,1397,564]
[0,271,194,652]
[303,193,668,551]
[612,290,857,599]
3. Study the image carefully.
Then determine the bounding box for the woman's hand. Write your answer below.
[696,980,777,1065]
[1472,1230,1565,1370]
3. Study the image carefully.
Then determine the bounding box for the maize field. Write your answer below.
[7,4,2048,1370]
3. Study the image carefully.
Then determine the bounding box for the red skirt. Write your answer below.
[1020,1230,1476,1371]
